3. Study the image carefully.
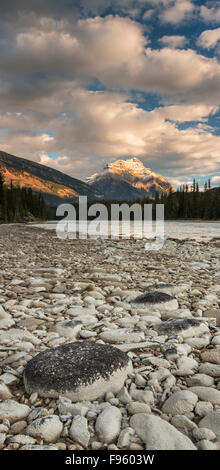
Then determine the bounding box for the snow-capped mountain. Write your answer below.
[86,158,174,201]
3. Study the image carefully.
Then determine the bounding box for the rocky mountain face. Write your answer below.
[86,158,174,200]
[0,151,102,205]
[0,152,175,206]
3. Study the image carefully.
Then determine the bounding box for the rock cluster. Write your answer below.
[0,224,220,450]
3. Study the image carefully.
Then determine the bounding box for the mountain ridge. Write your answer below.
[0,151,103,205]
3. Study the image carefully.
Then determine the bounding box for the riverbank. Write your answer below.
[0,224,220,450]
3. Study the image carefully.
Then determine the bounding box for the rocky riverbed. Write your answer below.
[0,224,220,450]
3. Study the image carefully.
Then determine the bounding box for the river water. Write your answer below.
[29,220,220,242]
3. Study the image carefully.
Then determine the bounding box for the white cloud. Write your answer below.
[0,6,220,182]
[0,15,146,75]
[157,103,219,122]
[197,28,220,50]
[200,4,220,23]
[0,89,220,179]
[101,46,220,101]
[159,35,188,48]
[160,0,195,24]
[211,175,220,186]
[168,176,193,187]
[1,15,220,107]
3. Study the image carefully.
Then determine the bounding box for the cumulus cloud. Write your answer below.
[100,46,220,102]
[160,0,195,24]
[0,16,145,76]
[159,35,188,48]
[200,4,220,23]
[197,28,220,50]
[157,103,219,122]
[1,14,220,106]
[0,89,220,179]
[0,2,220,183]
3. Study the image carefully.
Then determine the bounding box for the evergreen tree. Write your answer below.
[0,170,48,223]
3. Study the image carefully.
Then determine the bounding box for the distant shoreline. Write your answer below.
[1,218,220,225]
[164,219,220,223]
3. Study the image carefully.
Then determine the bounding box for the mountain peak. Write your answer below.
[106,157,153,178]
[107,157,143,167]
[86,157,174,200]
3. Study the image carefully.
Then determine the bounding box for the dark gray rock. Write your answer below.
[23,342,132,401]
[131,292,174,304]
[155,318,209,338]
[162,344,178,360]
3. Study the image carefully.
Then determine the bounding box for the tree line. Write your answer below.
[1,170,219,222]
[0,171,47,222]
[159,179,220,220]
[53,178,219,221]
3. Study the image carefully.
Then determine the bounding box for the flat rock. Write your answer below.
[0,381,13,400]
[162,390,198,415]
[56,320,83,339]
[8,434,36,445]
[199,362,220,377]
[0,399,30,423]
[130,390,154,405]
[0,308,15,329]
[162,308,192,321]
[95,405,122,444]
[126,402,151,415]
[20,444,57,450]
[201,350,220,365]
[67,306,96,318]
[0,326,40,346]
[185,336,210,349]
[130,414,196,450]
[17,318,44,332]
[188,386,220,404]
[23,342,132,401]
[99,328,145,344]
[199,411,220,440]
[203,309,220,327]
[26,415,63,443]
[174,357,198,376]
[170,415,197,434]
[155,318,209,339]
[145,283,190,296]
[58,403,88,417]
[186,374,214,387]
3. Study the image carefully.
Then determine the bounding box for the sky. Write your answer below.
[0,1,220,188]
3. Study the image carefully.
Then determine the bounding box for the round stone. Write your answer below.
[23,342,132,401]
[162,390,198,416]
[0,400,30,423]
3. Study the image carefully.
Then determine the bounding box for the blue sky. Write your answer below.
[0,0,220,188]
